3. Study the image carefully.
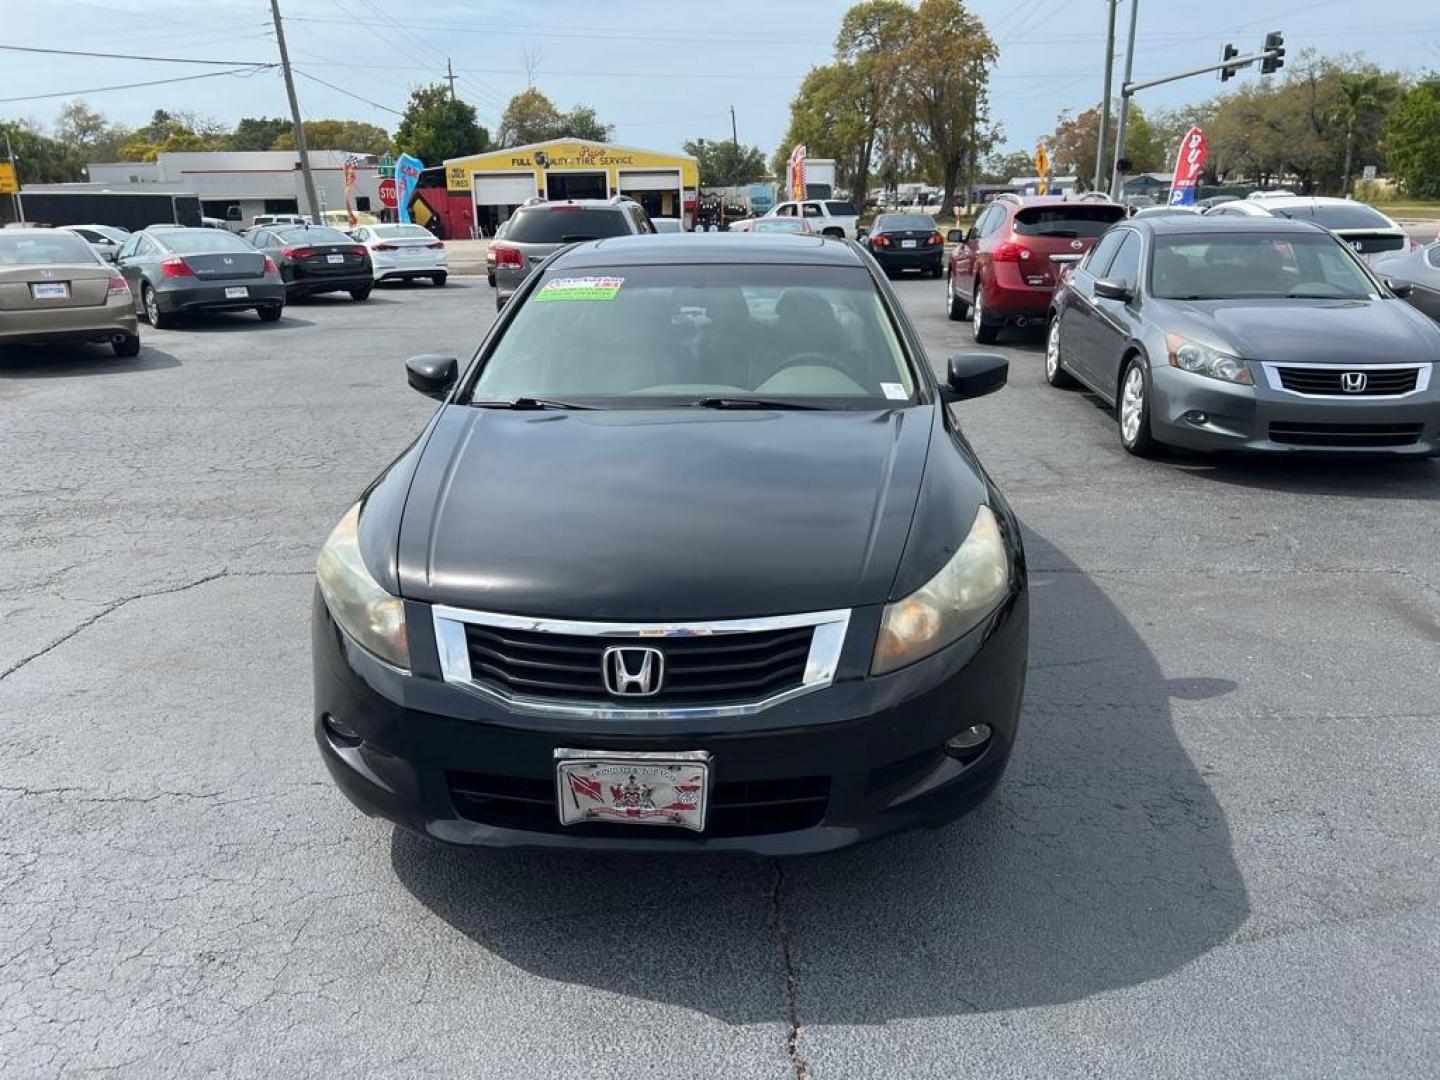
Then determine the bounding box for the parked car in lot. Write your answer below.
[1203,196,1410,262]
[651,218,685,233]
[484,219,509,287]
[0,228,140,356]
[728,217,812,235]
[250,213,310,228]
[312,233,1026,854]
[1045,216,1440,456]
[58,224,130,263]
[489,197,656,310]
[116,227,286,327]
[1130,205,1199,220]
[245,224,374,301]
[863,213,945,277]
[762,199,860,239]
[946,193,1127,342]
[1370,240,1440,322]
[349,223,447,287]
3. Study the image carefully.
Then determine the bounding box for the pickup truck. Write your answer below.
[763,198,860,240]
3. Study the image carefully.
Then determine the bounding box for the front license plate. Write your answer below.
[555,749,710,831]
[31,282,68,300]
[225,286,248,299]
[901,239,917,248]
[327,254,344,264]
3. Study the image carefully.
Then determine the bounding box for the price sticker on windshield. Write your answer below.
[534,276,625,302]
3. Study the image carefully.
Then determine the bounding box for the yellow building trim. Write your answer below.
[445,140,698,194]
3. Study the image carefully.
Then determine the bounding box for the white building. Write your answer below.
[85,151,384,223]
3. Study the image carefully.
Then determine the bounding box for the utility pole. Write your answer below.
[268,0,321,221]
[1094,0,1119,191]
[729,105,738,146]
[446,59,458,101]
[1109,0,1140,201]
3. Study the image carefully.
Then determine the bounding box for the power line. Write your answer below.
[0,43,274,66]
[292,69,404,115]
[0,66,272,105]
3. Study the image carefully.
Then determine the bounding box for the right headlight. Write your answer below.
[316,502,410,670]
[872,504,1010,675]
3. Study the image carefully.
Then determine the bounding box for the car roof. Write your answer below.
[555,233,864,268]
[516,199,629,211]
[1123,216,1332,236]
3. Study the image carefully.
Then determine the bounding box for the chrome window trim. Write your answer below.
[431,604,853,720]
[1260,361,1431,399]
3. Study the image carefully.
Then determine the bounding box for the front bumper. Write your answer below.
[1149,365,1440,455]
[157,281,286,312]
[312,589,1028,855]
[0,298,137,345]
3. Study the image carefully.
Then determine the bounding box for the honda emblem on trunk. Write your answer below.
[602,646,664,696]
[1340,372,1368,393]
[1070,240,1084,249]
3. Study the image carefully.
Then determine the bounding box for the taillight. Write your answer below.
[160,256,194,278]
[373,243,398,252]
[928,231,943,245]
[492,243,523,268]
[107,275,130,296]
[871,234,891,247]
[348,246,367,257]
[426,241,444,249]
[280,247,315,259]
[262,256,278,274]
[993,242,1032,262]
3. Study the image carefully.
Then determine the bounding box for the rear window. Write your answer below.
[164,230,254,254]
[826,202,858,217]
[273,226,353,244]
[876,214,936,231]
[1269,204,1394,231]
[1013,205,1126,238]
[372,225,433,239]
[506,207,632,244]
[0,233,97,265]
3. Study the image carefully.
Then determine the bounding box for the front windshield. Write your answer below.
[471,264,917,407]
[1151,232,1379,300]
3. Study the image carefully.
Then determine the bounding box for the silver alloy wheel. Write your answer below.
[947,277,955,315]
[971,290,983,340]
[1046,320,1062,379]
[1120,364,1146,445]
[143,286,159,325]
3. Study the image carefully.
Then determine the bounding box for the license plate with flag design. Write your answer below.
[555,749,711,830]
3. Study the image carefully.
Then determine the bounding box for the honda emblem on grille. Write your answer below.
[1340,372,1368,393]
[602,646,664,696]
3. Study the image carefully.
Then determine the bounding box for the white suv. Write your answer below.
[765,199,860,240]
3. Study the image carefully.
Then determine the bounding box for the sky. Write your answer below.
[2,0,1438,163]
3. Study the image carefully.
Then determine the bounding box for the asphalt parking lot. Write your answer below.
[2,274,1437,1078]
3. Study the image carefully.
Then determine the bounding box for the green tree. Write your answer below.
[834,0,915,210]
[0,120,84,185]
[683,139,767,187]
[556,104,612,142]
[53,101,130,161]
[977,150,1035,185]
[772,64,871,195]
[893,0,998,214]
[117,109,226,162]
[393,83,490,165]
[497,88,612,146]
[1385,76,1440,199]
[1335,72,1400,193]
[273,119,391,155]
[227,116,291,152]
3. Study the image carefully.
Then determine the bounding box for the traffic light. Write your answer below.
[1261,31,1285,75]
[1219,42,1240,82]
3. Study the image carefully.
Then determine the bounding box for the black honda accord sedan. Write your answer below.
[312,234,1028,854]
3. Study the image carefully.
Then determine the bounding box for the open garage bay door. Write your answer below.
[619,169,682,221]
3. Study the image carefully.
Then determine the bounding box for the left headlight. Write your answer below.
[1166,333,1253,385]
[316,502,410,670]
[872,504,1011,675]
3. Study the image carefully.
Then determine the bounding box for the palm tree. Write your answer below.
[1336,74,1398,194]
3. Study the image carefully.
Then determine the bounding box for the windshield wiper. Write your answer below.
[691,397,824,411]
[471,397,595,410]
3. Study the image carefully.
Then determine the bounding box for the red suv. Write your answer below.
[946,195,1126,343]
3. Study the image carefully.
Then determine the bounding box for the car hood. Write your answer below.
[1156,296,1440,362]
[395,406,936,620]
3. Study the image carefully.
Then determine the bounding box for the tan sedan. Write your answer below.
[0,229,140,357]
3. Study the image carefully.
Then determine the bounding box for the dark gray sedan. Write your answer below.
[1370,240,1440,323]
[115,227,287,328]
[1045,216,1440,456]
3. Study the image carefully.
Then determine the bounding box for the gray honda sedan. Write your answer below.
[1046,216,1440,456]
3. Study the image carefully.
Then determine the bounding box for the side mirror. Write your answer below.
[405,354,458,400]
[964,227,978,243]
[946,228,964,244]
[1385,277,1414,299]
[944,352,1009,401]
[1094,278,1133,302]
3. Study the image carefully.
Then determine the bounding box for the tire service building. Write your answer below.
[445,140,699,234]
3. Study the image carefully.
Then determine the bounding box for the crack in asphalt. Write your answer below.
[771,861,809,1080]
[0,567,311,684]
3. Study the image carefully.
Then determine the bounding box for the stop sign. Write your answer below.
[378,177,397,208]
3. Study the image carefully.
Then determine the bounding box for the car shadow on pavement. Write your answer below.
[1160,453,1440,500]
[159,311,316,331]
[0,342,181,378]
[389,528,1249,1024]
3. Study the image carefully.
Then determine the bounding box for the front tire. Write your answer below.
[142,284,173,329]
[112,334,141,358]
[972,287,999,344]
[486,272,496,287]
[1044,316,1077,388]
[349,285,372,302]
[1118,355,1160,457]
[946,275,969,321]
